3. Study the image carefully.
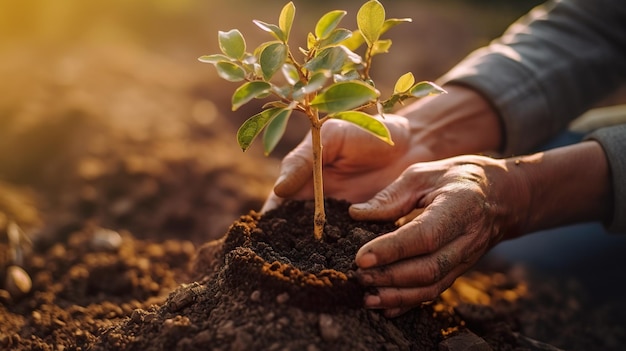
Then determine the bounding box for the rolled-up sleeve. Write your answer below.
[439,0,626,156]
[586,125,626,233]
[438,0,626,233]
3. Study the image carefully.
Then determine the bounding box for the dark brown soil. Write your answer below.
[90,198,524,351]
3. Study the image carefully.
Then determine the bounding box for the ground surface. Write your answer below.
[1,1,625,350]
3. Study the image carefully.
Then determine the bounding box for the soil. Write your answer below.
[3,195,626,350]
[2,1,626,350]
[89,198,537,351]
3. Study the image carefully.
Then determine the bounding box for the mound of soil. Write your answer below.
[91,199,552,350]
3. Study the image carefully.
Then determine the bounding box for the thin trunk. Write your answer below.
[311,121,325,240]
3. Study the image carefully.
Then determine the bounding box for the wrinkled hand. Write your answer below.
[262,114,436,211]
[350,155,529,317]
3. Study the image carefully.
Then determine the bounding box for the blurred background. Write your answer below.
[0,0,545,245]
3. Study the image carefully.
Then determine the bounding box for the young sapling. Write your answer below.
[199,0,445,240]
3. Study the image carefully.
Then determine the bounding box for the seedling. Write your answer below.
[199,0,445,240]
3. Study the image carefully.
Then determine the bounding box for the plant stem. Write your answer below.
[311,117,325,240]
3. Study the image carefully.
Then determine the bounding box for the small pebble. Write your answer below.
[90,228,122,251]
[250,290,261,302]
[318,313,340,341]
[5,265,32,298]
[130,309,144,324]
[275,292,289,304]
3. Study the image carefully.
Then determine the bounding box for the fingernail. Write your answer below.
[358,253,377,268]
[364,294,381,307]
[275,174,286,187]
[350,203,370,212]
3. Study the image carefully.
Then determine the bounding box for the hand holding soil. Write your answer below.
[348,141,611,316]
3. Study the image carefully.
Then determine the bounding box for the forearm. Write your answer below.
[397,84,503,160]
[509,141,612,235]
[439,0,626,155]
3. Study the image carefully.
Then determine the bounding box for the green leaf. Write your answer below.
[215,61,246,82]
[259,42,287,80]
[333,111,393,145]
[298,70,330,96]
[333,70,361,83]
[306,32,316,50]
[357,0,385,47]
[304,46,362,74]
[241,53,258,74]
[263,108,293,155]
[315,10,347,39]
[231,81,272,111]
[394,72,415,94]
[218,29,246,60]
[253,20,285,42]
[272,84,292,99]
[342,18,410,51]
[311,81,378,113]
[340,30,364,51]
[198,54,231,64]
[279,2,296,42]
[382,18,412,32]
[371,39,392,56]
[410,81,447,98]
[281,63,300,85]
[317,28,352,49]
[237,108,281,151]
[262,101,289,109]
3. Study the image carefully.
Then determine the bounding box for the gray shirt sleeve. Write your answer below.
[438,0,626,232]
[585,125,626,233]
[439,0,626,155]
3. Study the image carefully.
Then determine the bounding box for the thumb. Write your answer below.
[273,138,313,198]
[349,174,418,222]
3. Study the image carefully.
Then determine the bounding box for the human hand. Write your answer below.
[350,155,530,317]
[261,85,504,212]
[262,114,437,211]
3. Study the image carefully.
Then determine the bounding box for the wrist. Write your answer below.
[399,84,503,160]
[508,141,612,234]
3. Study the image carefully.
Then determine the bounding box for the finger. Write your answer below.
[354,194,469,269]
[260,190,283,213]
[356,240,467,287]
[273,137,313,198]
[363,264,471,310]
[349,169,426,222]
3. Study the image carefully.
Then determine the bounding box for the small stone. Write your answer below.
[130,309,144,324]
[167,283,201,312]
[275,292,289,304]
[5,265,32,298]
[90,228,122,252]
[250,290,261,302]
[439,330,492,351]
[31,311,42,321]
[318,313,341,342]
